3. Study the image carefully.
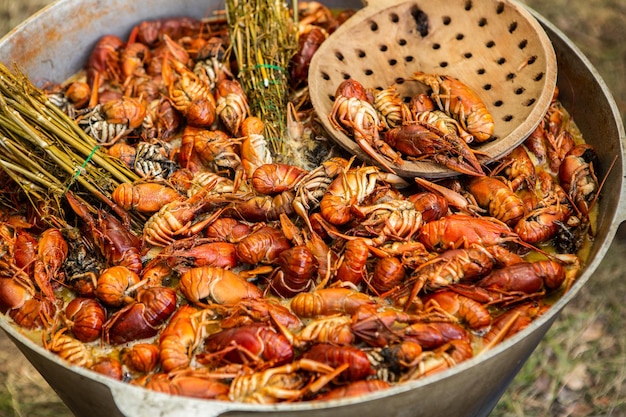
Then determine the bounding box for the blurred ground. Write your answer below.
[523,0,626,122]
[0,0,624,416]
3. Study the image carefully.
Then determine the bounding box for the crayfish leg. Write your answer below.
[306,363,350,394]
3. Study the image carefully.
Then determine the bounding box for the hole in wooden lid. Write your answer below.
[410,5,429,37]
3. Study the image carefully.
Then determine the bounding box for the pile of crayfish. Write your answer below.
[329,73,494,176]
[0,2,601,404]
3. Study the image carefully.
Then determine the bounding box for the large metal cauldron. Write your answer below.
[0,1,623,416]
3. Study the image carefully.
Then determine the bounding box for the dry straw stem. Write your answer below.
[225,0,298,156]
[0,62,139,218]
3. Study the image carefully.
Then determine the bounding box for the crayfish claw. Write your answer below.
[432,154,485,177]
[354,135,398,175]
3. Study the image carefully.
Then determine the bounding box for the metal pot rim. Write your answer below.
[0,0,624,415]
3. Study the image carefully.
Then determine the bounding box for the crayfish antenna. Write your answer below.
[88,71,99,108]
[480,311,521,353]
[590,154,617,213]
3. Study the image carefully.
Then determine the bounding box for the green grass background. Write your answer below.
[0,0,624,416]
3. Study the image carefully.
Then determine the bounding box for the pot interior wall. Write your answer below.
[550,34,624,251]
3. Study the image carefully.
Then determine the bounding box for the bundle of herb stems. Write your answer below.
[225,0,298,158]
[0,62,143,230]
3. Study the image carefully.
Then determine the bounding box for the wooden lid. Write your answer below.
[309,0,557,178]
